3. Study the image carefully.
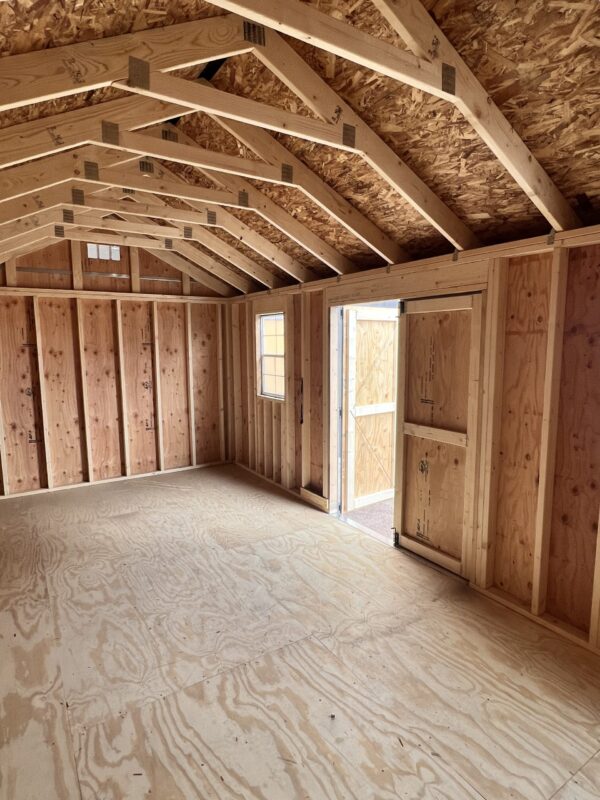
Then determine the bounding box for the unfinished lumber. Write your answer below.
[372,0,580,231]
[0,15,252,112]
[531,248,569,615]
[256,37,477,251]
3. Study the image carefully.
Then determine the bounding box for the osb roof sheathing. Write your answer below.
[0,0,598,274]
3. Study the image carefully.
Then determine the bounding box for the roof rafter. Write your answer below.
[1,203,277,289]
[370,0,580,231]
[254,35,478,250]
[135,130,355,274]
[56,227,254,293]
[145,248,235,297]
[206,0,580,231]
[120,59,473,251]
[0,14,252,113]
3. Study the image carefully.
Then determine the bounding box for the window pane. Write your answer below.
[262,374,277,396]
[258,313,285,399]
[86,243,98,259]
[110,245,121,261]
[98,244,110,260]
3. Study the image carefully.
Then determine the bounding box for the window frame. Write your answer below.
[86,242,121,261]
[257,312,286,401]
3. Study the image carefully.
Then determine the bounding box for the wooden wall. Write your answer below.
[1,241,220,297]
[480,245,599,649]
[225,243,599,652]
[225,294,299,490]
[492,253,551,604]
[0,292,225,496]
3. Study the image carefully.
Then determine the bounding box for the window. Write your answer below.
[86,243,121,261]
[258,313,285,399]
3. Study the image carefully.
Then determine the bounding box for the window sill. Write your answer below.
[257,393,286,403]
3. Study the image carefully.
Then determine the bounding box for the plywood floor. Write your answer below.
[1,465,600,800]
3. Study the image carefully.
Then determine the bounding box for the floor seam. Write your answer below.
[546,745,600,800]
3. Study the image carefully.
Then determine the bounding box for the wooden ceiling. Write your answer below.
[0,0,598,295]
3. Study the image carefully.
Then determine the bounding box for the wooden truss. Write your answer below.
[0,4,580,294]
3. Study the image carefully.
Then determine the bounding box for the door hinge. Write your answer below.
[393,528,400,548]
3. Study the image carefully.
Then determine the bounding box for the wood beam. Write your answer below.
[0,237,54,264]
[0,186,67,226]
[4,258,17,287]
[130,247,141,292]
[99,205,281,289]
[70,241,84,290]
[207,112,407,262]
[52,228,252,293]
[0,96,189,170]
[0,146,138,204]
[0,15,252,113]
[256,38,478,250]
[116,70,354,151]
[370,0,580,231]
[68,188,311,284]
[531,247,569,616]
[203,1,442,93]
[142,249,234,298]
[96,128,284,183]
[83,166,241,208]
[207,0,579,232]
[146,127,354,275]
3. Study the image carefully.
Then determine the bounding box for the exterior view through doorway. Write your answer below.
[332,293,483,580]
[335,300,400,545]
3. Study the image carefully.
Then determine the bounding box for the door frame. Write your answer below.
[394,293,483,578]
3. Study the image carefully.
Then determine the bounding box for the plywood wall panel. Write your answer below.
[190,304,221,465]
[355,413,395,499]
[157,303,191,471]
[80,299,123,481]
[546,246,600,632]
[355,318,396,407]
[36,298,86,487]
[120,301,158,475]
[403,435,466,560]
[309,291,324,494]
[406,310,470,432]
[492,254,551,604]
[0,296,46,492]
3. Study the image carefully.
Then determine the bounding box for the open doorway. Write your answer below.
[334,300,399,545]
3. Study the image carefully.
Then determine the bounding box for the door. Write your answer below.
[343,305,398,512]
[394,295,482,577]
